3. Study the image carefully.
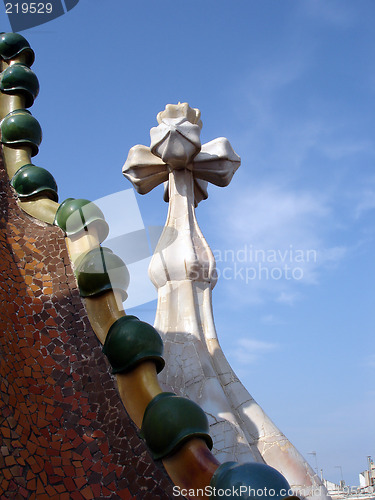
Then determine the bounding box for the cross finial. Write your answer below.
[123,103,240,205]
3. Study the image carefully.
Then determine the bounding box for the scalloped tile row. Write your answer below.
[0,166,174,499]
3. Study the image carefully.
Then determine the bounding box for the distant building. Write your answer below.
[323,479,341,494]
[359,457,375,492]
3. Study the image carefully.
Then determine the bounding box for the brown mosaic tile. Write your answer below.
[0,154,176,498]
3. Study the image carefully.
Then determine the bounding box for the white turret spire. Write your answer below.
[123,103,330,500]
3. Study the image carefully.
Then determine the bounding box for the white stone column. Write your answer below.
[123,103,330,500]
[149,166,260,463]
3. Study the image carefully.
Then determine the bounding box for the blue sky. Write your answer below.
[1,0,374,487]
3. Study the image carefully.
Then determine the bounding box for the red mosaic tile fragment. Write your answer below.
[75,476,88,489]
[62,476,76,491]
[118,489,134,500]
[81,485,94,499]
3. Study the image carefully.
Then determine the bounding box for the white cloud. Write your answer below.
[242,58,308,129]
[261,314,285,326]
[210,182,347,306]
[276,291,301,306]
[230,337,279,365]
[355,189,375,218]
[210,39,373,308]
[317,246,348,271]
[365,354,375,368]
[298,0,358,28]
[319,139,374,161]
[226,183,329,248]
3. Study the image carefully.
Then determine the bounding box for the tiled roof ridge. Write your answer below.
[0,160,173,498]
[0,32,180,499]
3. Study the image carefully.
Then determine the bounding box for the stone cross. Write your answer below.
[123,103,330,500]
[123,102,240,294]
[123,102,254,463]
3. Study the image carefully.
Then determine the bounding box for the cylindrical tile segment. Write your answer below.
[83,290,125,345]
[116,361,163,428]
[163,438,220,499]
